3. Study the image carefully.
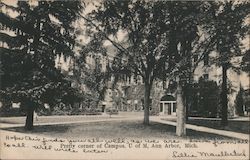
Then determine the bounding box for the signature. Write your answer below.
[173,150,246,158]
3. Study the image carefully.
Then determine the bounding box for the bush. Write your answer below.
[185,79,220,118]
[0,107,26,117]
[106,108,119,115]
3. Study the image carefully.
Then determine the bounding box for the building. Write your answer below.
[63,19,249,118]
[98,46,249,117]
[193,51,249,117]
[159,95,177,116]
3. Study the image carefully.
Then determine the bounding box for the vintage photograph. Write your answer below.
[0,0,249,159]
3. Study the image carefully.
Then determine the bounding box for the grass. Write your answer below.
[0,115,124,124]
[161,118,250,134]
[3,120,237,140]
[1,115,248,140]
[187,119,250,134]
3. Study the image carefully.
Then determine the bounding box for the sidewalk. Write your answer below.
[188,116,250,122]
[150,116,249,140]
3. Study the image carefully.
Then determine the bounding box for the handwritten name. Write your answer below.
[197,150,246,157]
[173,150,246,158]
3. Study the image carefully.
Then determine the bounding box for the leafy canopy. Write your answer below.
[0,1,83,106]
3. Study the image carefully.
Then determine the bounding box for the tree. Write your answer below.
[80,62,108,108]
[235,85,244,116]
[0,1,82,130]
[85,0,172,125]
[85,0,197,125]
[83,1,207,131]
[159,1,217,135]
[72,40,109,110]
[202,1,249,126]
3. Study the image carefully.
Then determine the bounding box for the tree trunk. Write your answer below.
[176,80,186,136]
[143,82,151,125]
[221,64,228,126]
[25,107,34,130]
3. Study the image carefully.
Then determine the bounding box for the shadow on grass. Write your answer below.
[187,119,250,134]
[161,118,250,134]
[2,120,237,140]
[3,124,71,135]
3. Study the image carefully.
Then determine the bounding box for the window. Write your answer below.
[102,105,105,112]
[134,77,137,84]
[141,99,144,110]
[134,104,138,111]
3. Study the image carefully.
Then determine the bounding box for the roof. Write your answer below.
[160,95,176,101]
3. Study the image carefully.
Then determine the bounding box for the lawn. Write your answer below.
[161,117,250,134]
[0,115,124,124]
[3,120,237,140]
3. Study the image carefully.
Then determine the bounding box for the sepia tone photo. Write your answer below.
[0,0,249,159]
